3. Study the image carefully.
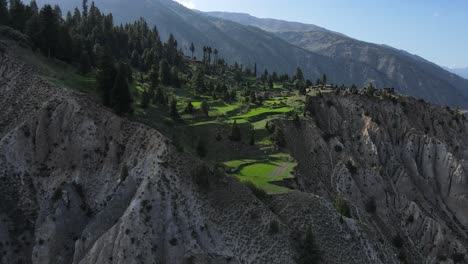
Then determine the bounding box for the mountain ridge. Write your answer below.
[35,0,468,108]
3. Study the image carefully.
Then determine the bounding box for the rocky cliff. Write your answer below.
[279,91,468,263]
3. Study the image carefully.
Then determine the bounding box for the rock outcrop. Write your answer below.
[279,92,468,263]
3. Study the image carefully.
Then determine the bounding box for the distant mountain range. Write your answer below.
[444,67,468,80]
[36,0,468,108]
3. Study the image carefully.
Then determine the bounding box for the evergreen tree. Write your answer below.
[112,63,133,115]
[249,129,256,146]
[295,66,304,81]
[190,42,195,59]
[9,0,27,31]
[79,51,92,74]
[29,0,38,14]
[96,47,116,107]
[0,0,9,25]
[148,65,159,100]
[130,49,140,68]
[184,101,194,114]
[192,69,204,93]
[82,0,88,18]
[38,4,59,57]
[159,58,171,85]
[200,101,209,116]
[321,74,327,86]
[56,25,73,62]
[230,120,242,141]
[170,97,179,119]
[25,14,41,46]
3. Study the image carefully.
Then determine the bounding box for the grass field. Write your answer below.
[224,153,297,194]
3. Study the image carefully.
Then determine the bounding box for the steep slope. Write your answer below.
[0,37,403,263]
[207,12,468,108]
[277,92,468,263]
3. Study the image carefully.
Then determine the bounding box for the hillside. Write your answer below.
[207,11,468,108]
[2,1,468,263]
[33,0,468,108]
[0,34,407,264]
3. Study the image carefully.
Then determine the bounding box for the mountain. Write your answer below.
[444,67,468,79]
[207,11,468,108]
[36,0,468,108]
[2,34,468,263]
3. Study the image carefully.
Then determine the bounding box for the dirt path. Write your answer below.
[270,163,289,178]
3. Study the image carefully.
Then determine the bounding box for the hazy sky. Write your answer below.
[176,0,468,69]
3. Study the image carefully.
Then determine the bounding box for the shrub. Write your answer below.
[392,234,404,249]
[269,220,280,234]
[365,198,377,213]
[345,160,358,175]
[297,227,321,264]
[230,121,242,141]
[452,253,465,263]
[334,195,351,218]
[271,126,286,147]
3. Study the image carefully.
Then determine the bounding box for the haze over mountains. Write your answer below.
[36,0,468,108]
[445,67,468,80]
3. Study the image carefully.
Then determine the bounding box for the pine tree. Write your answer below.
[9,0,27,31]
[192,69,204,93]
[184,101,194,114]
[249,129,256,146]
[170,97,179,119]
[111,63,133,115]
[130,49,140,68]
[79,51,92,74]
[321,74,327,86]
[230,120,242,141]
[148,65,159,100]
[25,14,41,46]
[56,25,73,62]
[96,47,116,107]
[200,101,209,116]
[38,4,59,57]
[159,58,171,85]
[295,66,304,81]
[190,42,195,59]
[0,0,10,25]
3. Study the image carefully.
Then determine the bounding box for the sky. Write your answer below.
[176,0,468,69]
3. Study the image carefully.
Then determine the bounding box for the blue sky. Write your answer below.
[176,0,468,69]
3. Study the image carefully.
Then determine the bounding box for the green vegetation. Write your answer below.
[1,0,339,195]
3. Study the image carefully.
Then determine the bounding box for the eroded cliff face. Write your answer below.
[280,93,468,263]
[0,40,401,263]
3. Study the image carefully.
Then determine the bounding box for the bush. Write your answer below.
[365,198,377,213]
[192,163,222,191]
[392,234,404,249]
[297,227,321,264]
[334,195,351,218]
[345,160,358,175]
[269,220,280,234]
[452,253,465,263]
[271,126,286,147]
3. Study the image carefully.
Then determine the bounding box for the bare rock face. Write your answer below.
[280,93,468,263]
